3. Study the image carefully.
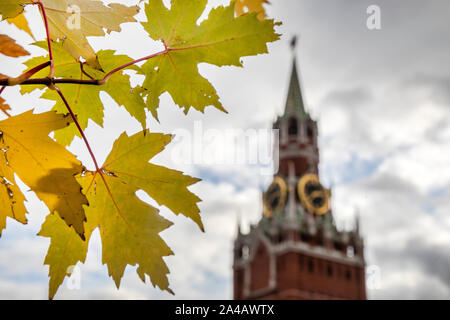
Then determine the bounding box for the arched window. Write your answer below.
[288,117,298,136]
[307,125,314,139]
[242,245,249,259]
[298,255,304,271]
[345,269,352,281]
[308,259,314,273]
[327,264,333,277]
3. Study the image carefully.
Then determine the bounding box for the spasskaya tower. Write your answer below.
[233,39,366,300]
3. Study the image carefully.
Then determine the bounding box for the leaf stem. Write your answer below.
[1,47,175,89]
[7,61,51,86]
[80,62,95,80]
[34,1,55,78]
[98,49,168,84]
[53,85,100,172]
[0,78,101,86]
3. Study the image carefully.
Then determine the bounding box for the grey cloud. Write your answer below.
[370,237,450,299]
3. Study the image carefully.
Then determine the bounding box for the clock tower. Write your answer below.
[233,44,366,300]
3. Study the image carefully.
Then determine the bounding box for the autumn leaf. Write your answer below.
[141,0,280,119]
[0,150,27,237]
[234,0,269,20]
[0,0,24,19]
[22,42,146,146]
[38,213,88,299]
[40,130,202,298]
[0,34,29,57]
[39,0,139,69]
[0,111,88,238]
[7,13,34,38]
[0,97,11,113]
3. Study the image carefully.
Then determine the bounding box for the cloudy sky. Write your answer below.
[1,0,450,299]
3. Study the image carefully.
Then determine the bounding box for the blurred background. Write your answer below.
[0,0,449,299]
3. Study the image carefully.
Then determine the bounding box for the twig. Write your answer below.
[80,62,95,80]
[53,85,101,172]
[99,49,168,84]
[6,61,51,86]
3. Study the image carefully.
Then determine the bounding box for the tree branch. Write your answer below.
[6,61,51,86]
[99,49,168,84]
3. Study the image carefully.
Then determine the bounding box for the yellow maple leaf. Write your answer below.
[0,152,27,237]
[0,34,29,57]
[7,13,34,38]
[234,0,269,20]
[0,0,24,19]
[0,97,11,113]
[38,213,88,299]
[40,0,139,69]
[0,111,88,238]
[39,130,202,298]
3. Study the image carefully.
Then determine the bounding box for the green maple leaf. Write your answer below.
[22,42,147,146]
[141,0,280,119]
[39,130,202,299]
[0,0,24,20]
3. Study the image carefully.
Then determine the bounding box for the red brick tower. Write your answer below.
[233,47,366,300]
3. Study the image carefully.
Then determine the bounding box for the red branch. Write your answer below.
[6,61,51,86]
[0,2,177,175]
[99,49,168,84]
[34,1,54,77]
[53,86,101,172]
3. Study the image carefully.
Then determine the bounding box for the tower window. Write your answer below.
[308,259,314,273]
[242,245,249,259]
[298,255,304,271]
[345,269,352,281]
[327,264,333,277]
[288,118,298,136]
[307,125,313,139]
[347,246,355,257]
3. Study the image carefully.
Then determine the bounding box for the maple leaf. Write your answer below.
[22,42,146,146]
[0,111,88,238]
[0,0,24,19]
[38,213,88,299]
[0,97,11,114]
[141,0,280,119]
[0,152,27,237]
[39,0,139,69]
[0,34,29,57]
[39,130,202,298]
[234,0,269,20]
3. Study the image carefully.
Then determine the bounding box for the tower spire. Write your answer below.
[283,36,308,119]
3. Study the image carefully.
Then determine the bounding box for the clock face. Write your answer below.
[263,176,287,218]
[297,173,330,215]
